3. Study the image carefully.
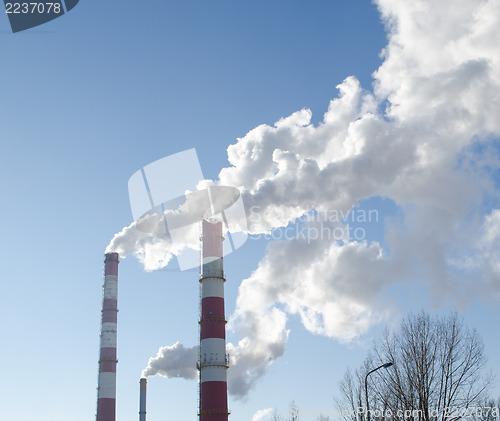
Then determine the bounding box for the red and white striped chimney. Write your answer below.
[199,220,229,421]
[96,252,119,421]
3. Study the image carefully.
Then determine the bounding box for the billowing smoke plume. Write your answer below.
[123,0,500,397]
[141,342,198,379]
[106,219,175,271]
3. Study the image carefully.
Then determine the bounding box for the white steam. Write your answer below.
[121,0,500,398]
[141,342,198,379]
[251,408,273,421]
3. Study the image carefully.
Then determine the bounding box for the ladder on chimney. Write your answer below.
[197,277,202,420]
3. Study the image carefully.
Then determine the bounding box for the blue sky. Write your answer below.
[1,1,499,421]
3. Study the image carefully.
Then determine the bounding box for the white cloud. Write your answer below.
[221,0,500,395]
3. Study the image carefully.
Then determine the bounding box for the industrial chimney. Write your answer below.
[139,378,147,421]
[198,220,229,421]
[96,252,119,421]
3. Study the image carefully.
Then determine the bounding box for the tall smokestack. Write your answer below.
[139,378,147,421]
[198,220,229,421]
[96,252,119,421]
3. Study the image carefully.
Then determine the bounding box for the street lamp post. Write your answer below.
[364,362,394,421]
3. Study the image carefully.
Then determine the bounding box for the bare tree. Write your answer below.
[271,401,301,421]
[290,400,300,421]
[336,364,372,421]
[337,312,493,421]
[271,408,285,421]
